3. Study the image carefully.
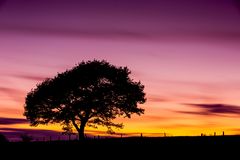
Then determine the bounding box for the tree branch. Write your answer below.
[71,119,80,132]
[77,113,83,120]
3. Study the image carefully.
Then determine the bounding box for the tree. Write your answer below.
[24,60,146,140]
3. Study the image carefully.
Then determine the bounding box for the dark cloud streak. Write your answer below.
[0,128,63,141]
[179,103,240,116]
[0,128,59,134]
[0,117,28,125]
[177,111,211,116]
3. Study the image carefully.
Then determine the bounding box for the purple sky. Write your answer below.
[0,0,240,137]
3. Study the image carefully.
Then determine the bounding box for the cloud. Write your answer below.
[0,128,64,141]
[0,86,25,102]
[0,23,240,42]
[0,24,150,40]
[0,87,22,94]
[0,117,28,125]
[177,111,209,116]
[148,96,168,103]
[0,128,59,135]
[0,0,239,42]
[14,74,47,81]
[0,108,23,115]
[230,128,240,133]
[154,79,216,89]
[143,115,171,121]
[179,103,240,116]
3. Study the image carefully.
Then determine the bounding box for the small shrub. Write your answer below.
[0,133,8,143]
[20,134,33,142]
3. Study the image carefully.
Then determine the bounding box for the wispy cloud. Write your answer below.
[0,23,240,42]
[0,108,23,116]
[0,117,28,125]
[143,115,172,121]
[0,24,150,40]
[0,86,25,102]
[0,87,21,94]
[148,96,168,103]
[230,128,240,133]
[179,103,240,116]
[13,74,47,81]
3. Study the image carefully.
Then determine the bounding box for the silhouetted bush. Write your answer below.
[20,134,33,142]
[0,133,8,143]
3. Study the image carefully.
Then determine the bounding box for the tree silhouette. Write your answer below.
[24,60,146,140]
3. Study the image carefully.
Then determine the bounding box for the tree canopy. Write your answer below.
[24,60,146,139]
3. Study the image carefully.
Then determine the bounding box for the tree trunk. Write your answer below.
[78,121,86,140]
[71,118,88,141]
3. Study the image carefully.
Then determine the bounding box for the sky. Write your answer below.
[0,0,240,140]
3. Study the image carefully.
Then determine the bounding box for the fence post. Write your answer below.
[223,131,225,136]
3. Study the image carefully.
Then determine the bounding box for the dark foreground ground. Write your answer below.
[1,136,240,158]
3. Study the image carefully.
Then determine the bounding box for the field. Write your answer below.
[1,136,239,158]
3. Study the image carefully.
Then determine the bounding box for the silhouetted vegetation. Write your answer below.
[0,133,8,143]
[24,60,146,140]
[20,133,33,142]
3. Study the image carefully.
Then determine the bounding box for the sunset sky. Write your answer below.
[1,0,240,140]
